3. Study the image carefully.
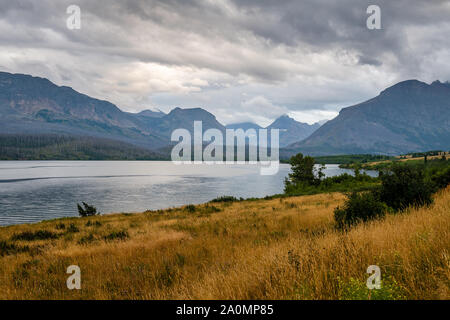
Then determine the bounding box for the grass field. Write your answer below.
[0,187,449,300]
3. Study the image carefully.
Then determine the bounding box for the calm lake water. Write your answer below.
[0,161,374,226]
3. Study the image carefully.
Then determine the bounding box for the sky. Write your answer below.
[0,0,449,126]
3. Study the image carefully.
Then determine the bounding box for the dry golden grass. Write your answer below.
[371,154,450,166]
[0,187,449,300]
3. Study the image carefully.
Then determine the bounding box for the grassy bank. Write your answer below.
[0,186,449,299]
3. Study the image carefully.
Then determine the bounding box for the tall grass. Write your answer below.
[0,187,448,299]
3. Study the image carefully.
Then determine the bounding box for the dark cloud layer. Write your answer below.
[0,0,449,124]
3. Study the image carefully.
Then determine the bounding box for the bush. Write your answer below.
[103,230,129,241]
[77,202,98,217]
[334,192,387,230]
[210,196,238,203]
[430,166,450,190]
[78,233,95,245]
[86,220,102,227]
[66,223,79,233]
[201,205,221,214]
[11,230,60,241]
[184,204,196,213]
[379,164,434,211]
[55,223,66,230]
[0,240,30,256]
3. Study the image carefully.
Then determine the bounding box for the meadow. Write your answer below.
[0,186,448,299]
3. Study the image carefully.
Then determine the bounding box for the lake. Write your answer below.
[0,161,375,226]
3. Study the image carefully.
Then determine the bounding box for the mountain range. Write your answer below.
[285,80,450,156]
[0,71,321,154]
[1,71,449,159]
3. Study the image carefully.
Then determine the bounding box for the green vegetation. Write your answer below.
[77,202,99,217]
[11,230,60,241]
[378,164,434,211]
[0,134,167,160]
[184,204,197,213]
[338,277,406,300]
[0,240,30,256]
[85,220,102,227]
[313,154,393,164]
[334,192,388,230]
[340,150,449,170]
[103,230,129,241]
[66,223,80,233]
[400,150,445,158]
[333,159,450,229]
[284,153,379,196]
[209,196,240,203]
[283,152,450,230]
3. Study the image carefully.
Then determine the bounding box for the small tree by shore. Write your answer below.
[77,202,98,217]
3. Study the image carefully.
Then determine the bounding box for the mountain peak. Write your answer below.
[431,80,450,88]
[267,114,321,147]
[169,107,212,116]
[380,79,428,95]
[137,109,165,118]
[276,114,292,120]
[288,79,450,156]
[271,114,296,125]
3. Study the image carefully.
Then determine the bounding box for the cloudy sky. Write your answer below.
[1,0,449,126]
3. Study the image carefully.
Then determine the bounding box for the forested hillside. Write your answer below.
[0,135,167,160]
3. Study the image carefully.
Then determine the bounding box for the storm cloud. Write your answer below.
[0,0,449,125]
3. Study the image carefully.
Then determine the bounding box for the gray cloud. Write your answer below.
[0,0,449,125]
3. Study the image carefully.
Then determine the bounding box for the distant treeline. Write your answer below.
[0,135,168,160]
[311,154,393,164]
[400,150,447,158]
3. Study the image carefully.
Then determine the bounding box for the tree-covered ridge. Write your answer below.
[0,135,168,160]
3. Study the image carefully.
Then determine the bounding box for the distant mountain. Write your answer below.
[135,109,166,118]
[225,116,321,147]
[143,107,226,139]
[316,119,329,126]
[4,72,447,159]
[0,72,232,155]
[226,122,262,131]
[286,80,450,156]
[267,115,321,147]
[0,72,167,150]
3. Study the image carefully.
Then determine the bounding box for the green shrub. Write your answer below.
[0,240,30,256]
[430,166,450,190]
[55,223,66,230]
[210,196,238,203]
[77,202,98,217]
[284,166,379,196]
[66,223,80,233]
[11,230,60,241]
[201,205,221,214]
[104,230,129,241]
[379,164,434,211]
[184,204,196,213]
[86,220,102,227]
[334,192,387,230]
[78,233,95,245]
